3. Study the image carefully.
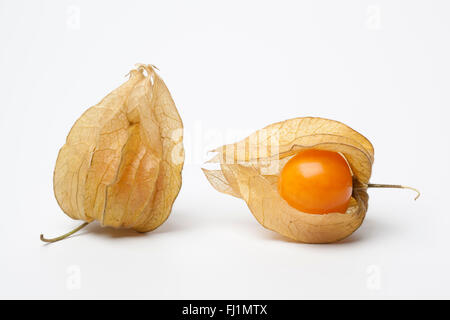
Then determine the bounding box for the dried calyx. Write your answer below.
[41,64,184,243]
[203,117,418,244]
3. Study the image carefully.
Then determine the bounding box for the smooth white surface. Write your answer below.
[1,0,449,299]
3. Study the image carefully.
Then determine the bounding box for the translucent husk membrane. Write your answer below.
[203,117,374,243]
[45,64,184,242]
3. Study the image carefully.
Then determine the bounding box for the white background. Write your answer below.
[0,0,449,299]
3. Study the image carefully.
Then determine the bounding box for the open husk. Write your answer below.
[203,117,373,243]
[51,64,184,236]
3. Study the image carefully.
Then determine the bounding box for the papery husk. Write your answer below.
[53,64,184,232]
[203,117,373,243]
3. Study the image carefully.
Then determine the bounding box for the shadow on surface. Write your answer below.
[40,210,196,244]
[41,210,393,245]
[338,215,394,244]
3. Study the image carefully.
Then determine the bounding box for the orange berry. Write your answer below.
[278,149,353,214]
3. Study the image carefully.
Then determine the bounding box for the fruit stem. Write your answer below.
[40,222,90,243]
[366,183,421,200]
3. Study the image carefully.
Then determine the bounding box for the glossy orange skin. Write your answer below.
[278,149,353,214]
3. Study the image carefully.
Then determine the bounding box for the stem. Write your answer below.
[40,222,90,243]
[365,183,421,200]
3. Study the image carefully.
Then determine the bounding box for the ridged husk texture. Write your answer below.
[203,117,374,243]
[54,64,184,232]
